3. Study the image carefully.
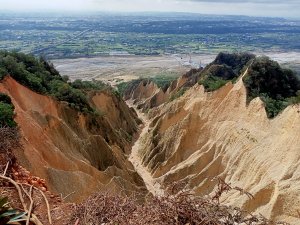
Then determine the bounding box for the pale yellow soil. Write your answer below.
[127,101,165,196]
[126,66,300,224]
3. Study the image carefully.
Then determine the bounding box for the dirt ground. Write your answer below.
[52,52,300,85]
[52,54,216,84]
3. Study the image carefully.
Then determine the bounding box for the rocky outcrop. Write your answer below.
[134,75,300,224]
[0,76,146,202]
[124,69,202,111]
[124,53,256,112]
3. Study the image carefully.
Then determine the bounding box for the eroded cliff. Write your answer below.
[123,68,202,111]
[0,76,146,202]
[125,61,300,223]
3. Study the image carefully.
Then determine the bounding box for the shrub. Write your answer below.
[243,56,300,118]
[199,75,229,92]
[112,89,121,99]
[149,75,175,89]
[213,52,255,75]
[117,79,144,97]
[0,93,12,104]
[71,79,109,91]
[198,52,254,92]
[117,82,129,96]
[49,80,92,112]
[0,103,16,128]
[288,90,300,104]
[169,88,187,101]
[259,94,289,118]
[244,57,300,100]
[0,196,27,225]
[0,94,16,128]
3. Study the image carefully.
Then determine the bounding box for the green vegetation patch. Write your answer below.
[169,87,188,102]
[199,76,229,92]
[117,79,144,97]
[0,51,109,114]
[149,73,177,91]
[117,74,177,98]
[243,56,300,118]
[213,52,255,76]
[0,93,16,127]
[116,81,130,96]
[71,79,109,91]
[198,52,255,91]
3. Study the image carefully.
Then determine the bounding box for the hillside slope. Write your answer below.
[123,68,201,111]
[0,76,146,202]
[123,53,257,111]
[123,54,300,224]
[132,75,300,223]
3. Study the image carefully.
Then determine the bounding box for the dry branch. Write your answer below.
[21,183,52,224]
[2,161,9,176]
[0,174,27,210]
[0,174,45,225]
[70,179,284,225]
[26,185,33,225]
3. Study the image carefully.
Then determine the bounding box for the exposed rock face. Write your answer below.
[0,76,146,202]
[133,76,300,223]
[124,69,202,111]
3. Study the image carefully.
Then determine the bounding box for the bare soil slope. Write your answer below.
[129,74,300,223]
[0,76,147,202]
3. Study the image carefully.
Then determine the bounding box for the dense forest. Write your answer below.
[243,56,300,118]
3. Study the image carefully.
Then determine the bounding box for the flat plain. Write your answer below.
[52,52,300,83]
[52,54,215,83]
[1,12,300,82]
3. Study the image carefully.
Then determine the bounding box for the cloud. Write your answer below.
[0,0,299,18]
[185,0,298,2]
[92,0,299,4]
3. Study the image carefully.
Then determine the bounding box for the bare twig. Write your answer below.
[0,174,27,210]
[30,214,44,225]
[26,185,33,225]
[39,188,52,225]
[2,161,9,176]
[70,179,289,225]
[62,191,76,201]
[0,174,45,225]
[74,219,80,225]
[21,183,52,224]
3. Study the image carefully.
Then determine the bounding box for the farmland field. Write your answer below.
[1,12,299,81]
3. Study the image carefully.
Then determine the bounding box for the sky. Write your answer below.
[0,0,299,18]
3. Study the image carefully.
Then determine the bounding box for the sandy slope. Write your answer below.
[127,70,300,224]
[0,76,147,202]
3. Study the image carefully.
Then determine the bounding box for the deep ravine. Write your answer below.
[127,101,165,196]
[126,64,253,197]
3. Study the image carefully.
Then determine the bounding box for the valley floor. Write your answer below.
[127,101,165,196]
[52,52,300,85]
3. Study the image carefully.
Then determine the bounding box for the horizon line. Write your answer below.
[0,10,299,20]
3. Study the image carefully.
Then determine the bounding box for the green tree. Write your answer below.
[0,102,16,127]
[243,56,300,118]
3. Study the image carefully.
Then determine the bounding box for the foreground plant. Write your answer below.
[0,196,28,225]
[70,178,289,225]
